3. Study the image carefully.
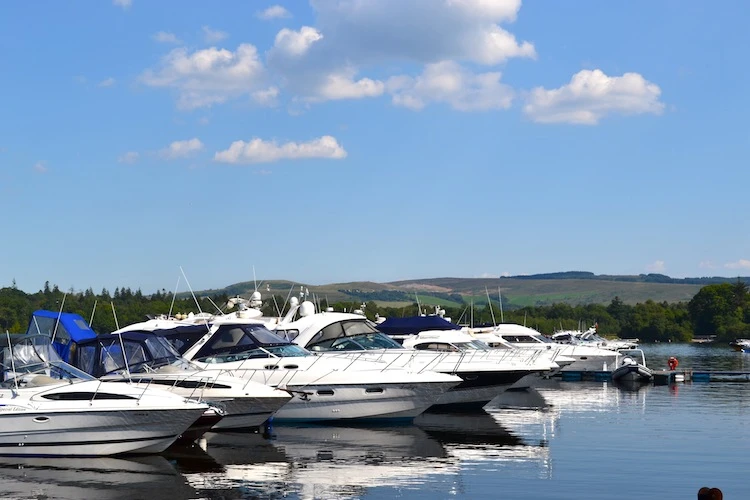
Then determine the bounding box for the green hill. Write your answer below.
[191,272,749,308]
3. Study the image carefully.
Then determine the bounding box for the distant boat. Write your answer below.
[730,339,750,352]
[611,349,653,384]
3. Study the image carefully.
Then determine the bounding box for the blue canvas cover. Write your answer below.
[376,316,462,336]
[26,310,98,360]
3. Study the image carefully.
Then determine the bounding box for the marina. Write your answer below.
[0,342,748,498]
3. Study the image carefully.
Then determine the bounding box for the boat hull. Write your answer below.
[612,364,653,383]
[270,381,458,422]
[0,408,206,457]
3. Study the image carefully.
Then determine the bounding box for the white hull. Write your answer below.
[212,396,290,429]
[271,381,458,422]
[0,408,206,456]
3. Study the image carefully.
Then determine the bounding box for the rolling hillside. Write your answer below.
[192,272,747,308]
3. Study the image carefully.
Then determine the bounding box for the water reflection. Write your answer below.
[0,455,193,500]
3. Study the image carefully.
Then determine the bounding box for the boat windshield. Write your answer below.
[1,335,96,387]
[89,336,186,376]
[309,332,404,352]
[193,324,310,362]
[455,340,492,351]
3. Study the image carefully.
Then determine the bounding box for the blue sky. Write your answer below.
[1,0,749,294]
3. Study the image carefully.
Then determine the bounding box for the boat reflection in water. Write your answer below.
[170,408,550,499]
[0,455,195,500]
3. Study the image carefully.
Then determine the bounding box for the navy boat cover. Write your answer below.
[376,316,461,335]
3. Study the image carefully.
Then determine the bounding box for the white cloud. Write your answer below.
[272,26,323,57]
[500,271,511,277]
[307,0,534,65]
[257,5,291,20]
[33,161,48,173]
[140,44,265,109]
[214,136,347,164]
[202,26,228,44]
[388,61,513,111]
[153,31,181,44]
[113,0,131,9]
[699,261,716,269]
[160,138,204,159]
[524,69,665,125]
[646,260,666,273]
[252,86,280,106]
[725,260,750,270]
[313,71,385,101]
[118,151,140,164]
[98,77,116,88]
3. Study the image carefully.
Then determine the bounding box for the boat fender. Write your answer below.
[667,356,678,370]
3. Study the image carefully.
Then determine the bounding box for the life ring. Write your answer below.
[667,356,678,370]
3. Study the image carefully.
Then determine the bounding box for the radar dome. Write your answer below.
[299,301,315,317]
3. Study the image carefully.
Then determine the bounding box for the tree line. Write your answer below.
[1,280,748,343]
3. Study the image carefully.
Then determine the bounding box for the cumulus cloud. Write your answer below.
[272,26,323,57]
[476,273,500,279]
[646,260,666,273]
[257,5,291,20]
[524,69,665,125]
[153,31,181,44]
[214,136,347,164]
[307,0,534,65]
[725,260,750,270]
[263,0,534,108]
[699,261,716,269]
[313,71,385,101]
[202,26,228,43]
[160,138,204,159]
[113,0,131,9]
[98,77,116,88]
[118,151,140,164]
[387,61,513,111]
[140,44,265,109]
[33,161,48,173]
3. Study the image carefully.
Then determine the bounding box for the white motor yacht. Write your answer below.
[69,330,293,431]
[0,334,208,456]
[270,303,560,408]
[478,323,622,372]
[114,315,461,422]
[551,326,639,351]
[28,309,292,431]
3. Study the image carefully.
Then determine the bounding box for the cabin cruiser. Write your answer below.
[28,310,292,431]
[551,326,639,351]
[269,303,560,408]
[477,323,621,372]
[113,314,462,422]
[0,334,208,456]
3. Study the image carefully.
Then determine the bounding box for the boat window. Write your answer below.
[308,323,345,346]
[75,345,97,375]
[276,329,299,341]
[42,392,137,400]
[243,324,290,345]
[414,343,459,352]
[342,321,380,336]
[145,336,180,360]
[512,335,540,344]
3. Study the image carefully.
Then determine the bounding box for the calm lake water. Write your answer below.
[1,343,749,499]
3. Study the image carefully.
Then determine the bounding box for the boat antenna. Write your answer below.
[498,287,504,323]
[89,299,98,327]
[485,287,496,327]
[470,299,474,328]
[205,295,224,315]
[180,266,204,315]
[50,293,67,345]
[524,311,527,327]
[168,275,181,319]
[110,302,131,380]
[415,293,422,315]
[5,330,18,393]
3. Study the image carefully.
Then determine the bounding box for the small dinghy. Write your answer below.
[612,349,653,384]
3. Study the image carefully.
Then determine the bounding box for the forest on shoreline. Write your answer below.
[1,280,748,343]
